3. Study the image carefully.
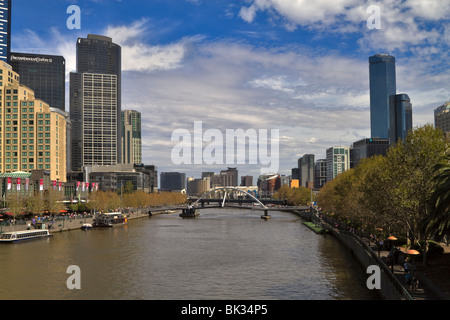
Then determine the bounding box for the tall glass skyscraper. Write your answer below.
[389,93,412,143]
[70,34,122,171]
[0,0,11,63]
[369,54,396,139]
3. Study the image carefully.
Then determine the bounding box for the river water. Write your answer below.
[0,208,380,300]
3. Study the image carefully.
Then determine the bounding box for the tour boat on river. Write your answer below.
[0,229,52,243]
[92,212,128,227]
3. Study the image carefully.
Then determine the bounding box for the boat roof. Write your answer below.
[98,212,123,215]
[2,229,49,235]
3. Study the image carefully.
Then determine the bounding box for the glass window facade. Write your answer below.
[0,0,11,63]
[369,54,396,139]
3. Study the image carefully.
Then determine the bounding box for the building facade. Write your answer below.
[435,101,450,139]
[298,154,314,188]
[369,54,397,139]
[0,0,11,63]
[314,159,327,190]
[70,34,122,170]
[350,138,390,168]
[122,110,142,165]
[389,93,413,144]
[160,172,186,192]
[326,146,350,182]
[0,61,67,182]
[70,72,118,171]
[10,52,66,111]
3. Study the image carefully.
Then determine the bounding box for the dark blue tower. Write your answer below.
[0,0,11,63]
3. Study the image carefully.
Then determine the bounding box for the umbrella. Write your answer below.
[387,236,397,240]
[406,249,420,255]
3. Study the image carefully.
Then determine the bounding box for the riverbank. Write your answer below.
[0,208,179,233]
[294,209,450,300]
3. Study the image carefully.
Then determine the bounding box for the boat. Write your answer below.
[179,207,199,218]
[92,212,128,227]
[81,223,93,230]
[0,229,52,243]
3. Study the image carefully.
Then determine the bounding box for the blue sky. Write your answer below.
[10,0,450,180]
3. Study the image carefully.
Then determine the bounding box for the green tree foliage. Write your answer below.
[274,185,313,206]
[317,125,448,245]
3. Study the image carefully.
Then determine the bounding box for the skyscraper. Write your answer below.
[122,110,142,165]
[70,35,122,171]
[10,52,66,111]
[435,101,450,139]
[0,0,11,63]
[326,146,350,182]
[389,93,413,143]
[297,154,314,188]
[369,54,397,139]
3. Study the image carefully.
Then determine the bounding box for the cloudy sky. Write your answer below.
[11,0,450,181]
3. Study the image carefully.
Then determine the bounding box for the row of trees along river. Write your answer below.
[4,188,187,222]
[275,124,449,267]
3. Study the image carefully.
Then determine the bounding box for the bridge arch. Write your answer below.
[192,187,267,209]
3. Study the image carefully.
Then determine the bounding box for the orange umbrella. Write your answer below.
[406,249,420,255]
[387,236,397,240]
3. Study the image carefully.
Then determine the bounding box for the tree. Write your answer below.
[6,193,25,223]
[423,147,450,239]
[25,193,45,216]
[44,189,65,217]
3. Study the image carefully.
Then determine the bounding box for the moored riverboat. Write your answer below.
[81,223,93,230]
[179,207,199,218]
[0,229,52,243]
[92,212,127,227]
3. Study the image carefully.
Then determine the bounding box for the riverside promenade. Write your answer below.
[0,208,175,234]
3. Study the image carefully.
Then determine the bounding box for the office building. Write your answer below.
[240,175,253,187]
[298,154,315,188]
[435,101,450,139]
[389,94,413,144]
[220,167,238,187]
[187,177,210,196]
[314,159,327,190]
[70,34,122,171]
[122,110,141,165]
[0,0,11,63]
[10,53,66,111]
[0,61,68,182]
[257,174,281,197]
[350,138,390,168]
[369,54,397,139]
[70,72,118,171]
[326,146,350,181]
[160,172,186,192]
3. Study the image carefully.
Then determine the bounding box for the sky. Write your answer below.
[10,0,450,181]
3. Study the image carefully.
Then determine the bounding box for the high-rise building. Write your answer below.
[326,146,350,181]
[240,175,253,187]
[220,167,238,187]
[350,138,390,168]
[314,159,327,190]
[369,54,397,139]
[10,53,66,111]
[70,34,122,168]
[160,172,186,192]
[389,93,413,143]
[0,61,68,181]
[0,0,11,63]
[122,110,141,165]
[434,101,450,139]
[298,154,314,188]
[70,72,118,171]
[70,34,122,171]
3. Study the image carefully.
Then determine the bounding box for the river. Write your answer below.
[0,208,380,300]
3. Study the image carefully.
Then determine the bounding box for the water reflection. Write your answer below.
[0,209,379,300]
